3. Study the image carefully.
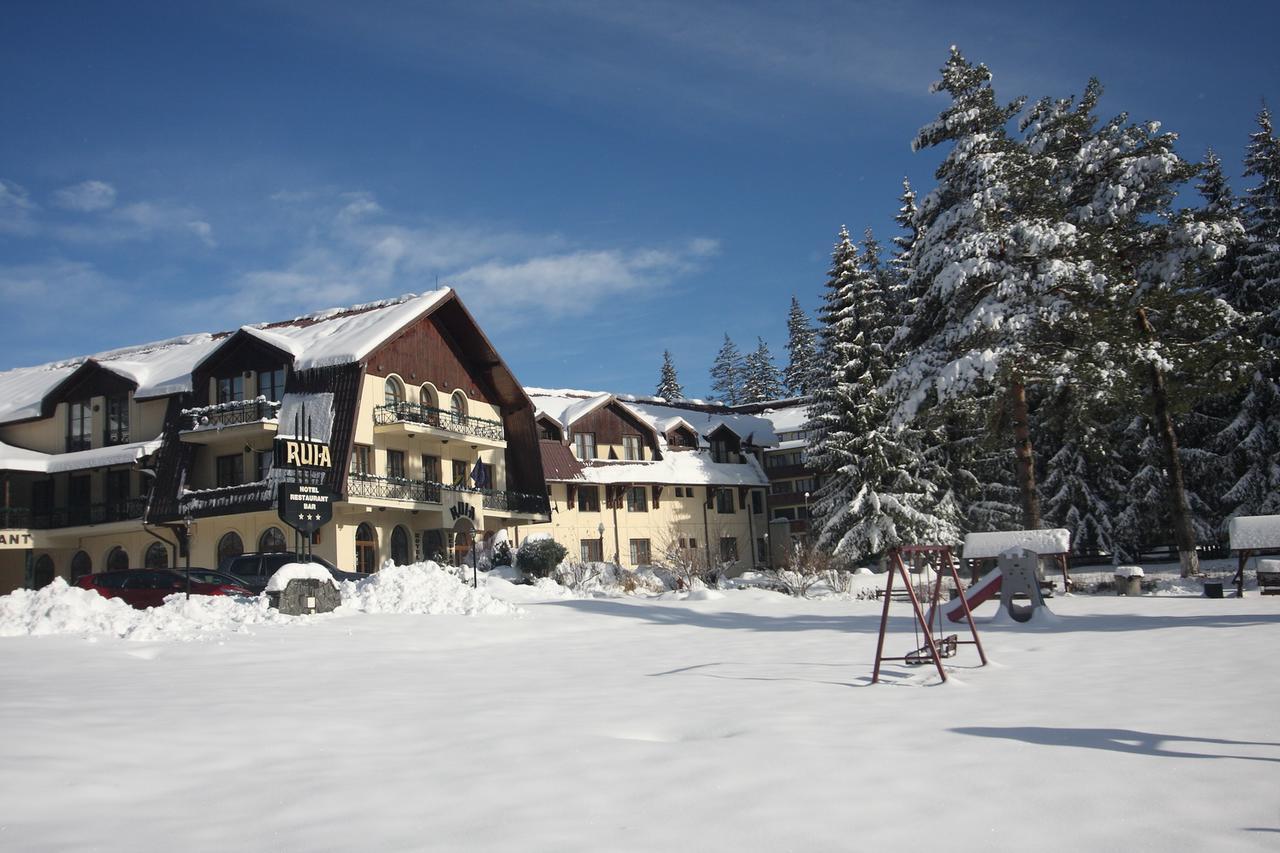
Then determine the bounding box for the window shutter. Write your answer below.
[567,484,577,508]
[738,486,748,510]
[652,485,663,509]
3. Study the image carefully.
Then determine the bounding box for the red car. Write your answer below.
[76,569,253,609]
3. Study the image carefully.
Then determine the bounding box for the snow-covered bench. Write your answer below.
[1227,516,1280,597]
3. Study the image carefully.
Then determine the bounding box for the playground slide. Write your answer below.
[939,567,1003,623]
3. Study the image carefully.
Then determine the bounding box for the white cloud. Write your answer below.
[0,179,37,235]
[194,188,716,330]
[52,180,117,212]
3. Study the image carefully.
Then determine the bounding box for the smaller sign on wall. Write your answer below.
[0,530,32,550]
[277,483,335,534]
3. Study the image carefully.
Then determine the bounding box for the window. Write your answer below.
[71,550,93,580]
[106,546,129,572]
[104,395,129,445]
[387,450,406,480]
[751,490,764,515]
[452,459,469,487]
[216,454,244,488]
[351,445,372,476]
[32,554,55,588]
[716,488,735,514]
[391,526,411,566]
[719,537,739,563]
[255,451,272,482]
[421,454,441,483]
[69,475,91,524]
[450,391,468,421]
[67,400,91,452]
[257,367,286,402]
[384,376,405,406]
[710,438,731,463]
[217,532,244,570]
[539,422,560,441]
[105,469,131,520]
[259,527,287,553]
[626,486,648,513]
[573,432,597,460]
[577,486,600,512]
[355,522,377,573]
[420,384,438,410]
[629,538,651,565]
[216,375,244,404]
[580,539,603,562]
[144,542,170,569]
[623,435,642,461]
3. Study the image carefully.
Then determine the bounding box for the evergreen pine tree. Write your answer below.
[655,350,684,400]
[742,338,785,403]
[888,178,918,312]
[783,297,820,397]
[709,334,745,405]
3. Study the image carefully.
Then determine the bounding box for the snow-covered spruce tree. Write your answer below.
[655,350,684,400]
[810,230,959,561]
[742,337,785,403]
[1217,107,1280,521]
[887,178,919,312]
[889,48,1062,531]
[783,297,819,396]
[806,228,862,496]
[709,334,745,405]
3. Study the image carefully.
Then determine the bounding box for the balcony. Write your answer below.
[16,498,148,530]
[373,403,506,447]
[480,489,551,518]
[347,473,442,504]
[179,481,275,519]
[180,399,281,444]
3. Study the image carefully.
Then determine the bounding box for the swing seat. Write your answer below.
[904,634,958,665]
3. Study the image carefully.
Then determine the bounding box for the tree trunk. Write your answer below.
[1136,308,1200,577]
[1009,378,1041,530]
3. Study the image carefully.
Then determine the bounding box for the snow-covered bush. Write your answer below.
[491,540,513,568]
[757,541,835,598]
[516,538,567,579]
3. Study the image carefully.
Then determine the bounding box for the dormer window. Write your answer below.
[217,375,245,404]
[104,395,129,446]
[67,400,91,452]
[623,435,642,461]
[257,367,286,402]
[573,432,597,460]
[710,438,731,463]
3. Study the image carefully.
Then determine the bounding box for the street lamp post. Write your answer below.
[597,522,605,564]
[183,509,193,600]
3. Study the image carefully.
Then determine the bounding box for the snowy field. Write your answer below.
[1,564,1278,852]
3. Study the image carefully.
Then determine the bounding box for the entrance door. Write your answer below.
[355,523,377,573]
[451,518,475,567]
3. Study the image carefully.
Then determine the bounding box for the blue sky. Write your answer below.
[2,1,1276,398]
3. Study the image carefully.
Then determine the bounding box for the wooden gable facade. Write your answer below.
[567,400,662,461]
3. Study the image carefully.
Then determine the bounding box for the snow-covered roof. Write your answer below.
[0,438,161,475]
[754,402,811,435]
[235,290,450,371]
[962,529,1071,559]
[0,290,452,427]
[574,452,769,487]
[524,388,779,451]
[1228,515,1280,551]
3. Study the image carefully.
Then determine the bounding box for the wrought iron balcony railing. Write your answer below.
[480,489,551,516]
[21,498,148,529]
[373,402,505,443]
[182,398,282,431]
[346,473,442,504]
[178,481,275,518]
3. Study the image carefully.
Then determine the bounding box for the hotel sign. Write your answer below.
[0,530,32,550]
[277,483,335,534]
[274,438,332,472]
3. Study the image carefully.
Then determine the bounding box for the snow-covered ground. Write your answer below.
[1,561,1277,852]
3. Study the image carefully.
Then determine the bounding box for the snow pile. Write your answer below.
[265,562,337,592]
[0,579,297,640]
[1115,565,1144,578]
[963,528,1071,559]
[338,562,521,616]
[1227,515,1280,550]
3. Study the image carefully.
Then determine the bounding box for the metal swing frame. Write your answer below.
[871,545,988,684]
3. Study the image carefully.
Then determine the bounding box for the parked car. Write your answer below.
[76,569,253,609]
[217,552,368,593]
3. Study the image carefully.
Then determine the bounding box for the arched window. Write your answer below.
[355,523,378,573]
[106,546,129,572]
[259,527,287,553]
[32,554,55,588]
[421,529,445,563]
[144,542,170,569]
[71,550,93,580]
[450,391,468,422]
[384,375,406,407]
[217,531,244,570]
[420,383,438,410]
[390,525,411,566]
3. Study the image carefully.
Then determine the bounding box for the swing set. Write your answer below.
[871,545,987,684]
